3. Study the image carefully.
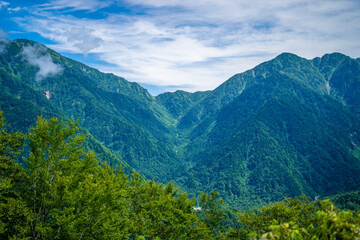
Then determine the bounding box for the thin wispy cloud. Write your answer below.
[7,0,360,94]
[7,6,26,12]
[0,1,9,9]
[37,0,113,12]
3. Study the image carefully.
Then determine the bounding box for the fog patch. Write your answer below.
[0,29,9,54]
[0,45,5,54]
[0,28,8,38]
[0,38,11,54]
[22,44,63,82]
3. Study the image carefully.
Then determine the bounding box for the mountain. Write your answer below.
[1,38,359,209]
[0,39,180,181]
[174,53,360,208]
[156,90,210,120]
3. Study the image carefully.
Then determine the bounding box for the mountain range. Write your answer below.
[1,38,359,209]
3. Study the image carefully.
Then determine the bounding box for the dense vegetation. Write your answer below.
[329,191,360,211]
[1,113,359,239]
[1,39,360,210]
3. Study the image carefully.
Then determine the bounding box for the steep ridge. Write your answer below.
[171,53,360,208]
[177,53,326,132]
[175,53,358,164]
[178,74,360,208]
[315,53,360,115]
[0,65,132,172]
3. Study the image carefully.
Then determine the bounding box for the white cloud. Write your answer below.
[37,0,113,11]
[7,7,24,12]
[66,27,103,56]
[0,1,9,9]
[12,0,360,93]
[22,44,63,82]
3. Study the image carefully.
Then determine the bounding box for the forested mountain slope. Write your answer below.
[1,38,359,209]
[0,39,179,181]
[160,52,360,208]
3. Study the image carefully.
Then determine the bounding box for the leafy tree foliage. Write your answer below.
[260,202,360,239]
[228,196,360,239]
[329,191,360,211]
[0,111,32,239]
[199,190,226,238]
[128,173,210,239]
[0,113,212,239]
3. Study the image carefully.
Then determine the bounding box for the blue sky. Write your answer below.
[1,0,360,95]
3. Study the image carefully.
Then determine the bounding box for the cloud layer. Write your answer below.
[22,44,63,82]
[8,0,360,94]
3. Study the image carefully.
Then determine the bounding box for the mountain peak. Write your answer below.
[276,52,300,58]
[272,52,305,63]
[319,52,349,64]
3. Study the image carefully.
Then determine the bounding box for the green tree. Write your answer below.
[0,111,32,239]
[25,117,129,239]
[233,195,316,238]
[228,196,360,239]
[261,201,360,239]
[128,172,211,239]
[199,190,226,239]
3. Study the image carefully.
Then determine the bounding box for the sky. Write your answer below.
[1,0,360,95]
